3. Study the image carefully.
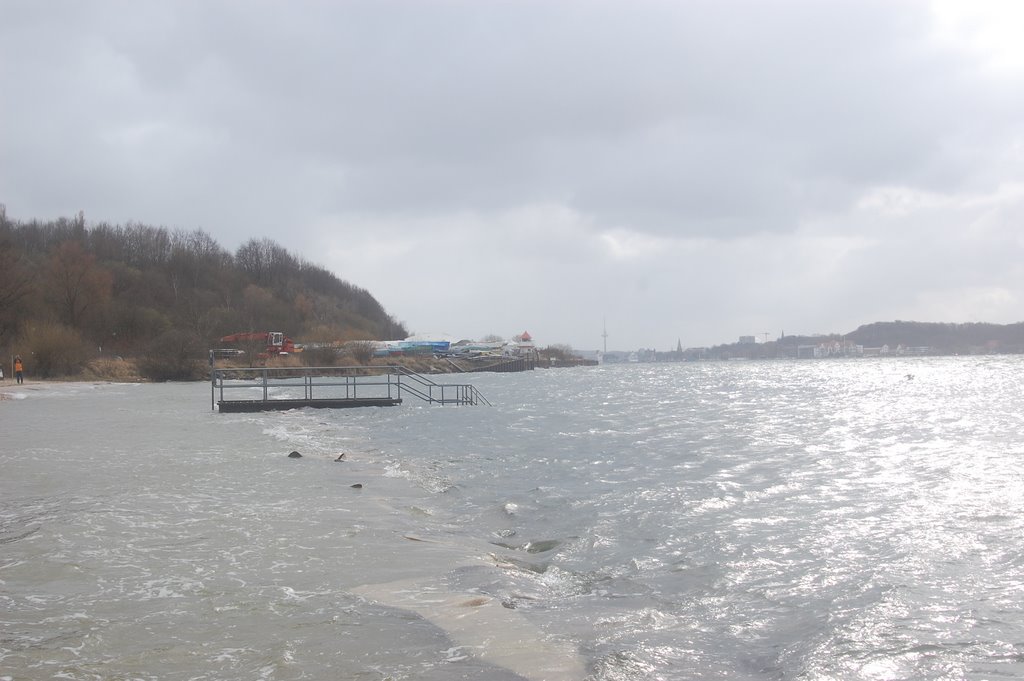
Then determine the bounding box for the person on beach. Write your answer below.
[14,356,24,384]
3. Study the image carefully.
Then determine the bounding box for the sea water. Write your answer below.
[2,357,1024,680]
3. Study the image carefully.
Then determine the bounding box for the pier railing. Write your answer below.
[391,366,491,406]
[211,365,489,412]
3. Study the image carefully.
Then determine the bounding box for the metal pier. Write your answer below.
[211,365,489,412]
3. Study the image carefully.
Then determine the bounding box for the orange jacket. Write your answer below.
[14,359,23,372]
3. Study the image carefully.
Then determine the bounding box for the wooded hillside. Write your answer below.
[0,209,407,378]
[844,321,1024,352]
[699,320,1024,360]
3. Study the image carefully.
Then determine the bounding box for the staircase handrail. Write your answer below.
[389,365,491,406]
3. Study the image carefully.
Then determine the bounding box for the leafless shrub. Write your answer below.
[138,329,205,381]
[16,322,90,378]
[301,345,339,367]
[347,340,377,365]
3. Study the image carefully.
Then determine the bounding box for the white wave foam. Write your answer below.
[353,577,586,680]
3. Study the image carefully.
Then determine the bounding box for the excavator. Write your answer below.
[218,331,300,358]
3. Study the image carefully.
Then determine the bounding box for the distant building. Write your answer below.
[637,348,658,362]
[739,336,756,344]
[601,351,633,363]
[811,339,864,358]
[510,330,539,358]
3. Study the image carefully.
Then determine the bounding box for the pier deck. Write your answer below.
[217,397,401,413]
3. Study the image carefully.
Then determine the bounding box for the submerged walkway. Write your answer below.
[211,365,489,412]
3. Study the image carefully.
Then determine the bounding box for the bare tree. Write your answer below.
[47,241,113,328]
[0,241,34,345]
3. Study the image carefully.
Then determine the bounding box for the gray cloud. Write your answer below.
[3,0,1023,349]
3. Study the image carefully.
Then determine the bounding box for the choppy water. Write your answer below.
[3,357,1024,680]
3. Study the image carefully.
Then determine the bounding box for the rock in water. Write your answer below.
[288,451,302,458]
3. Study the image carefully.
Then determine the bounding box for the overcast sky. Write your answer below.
[3,1,1023,350]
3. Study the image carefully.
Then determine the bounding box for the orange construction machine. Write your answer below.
[219,331,300,358]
